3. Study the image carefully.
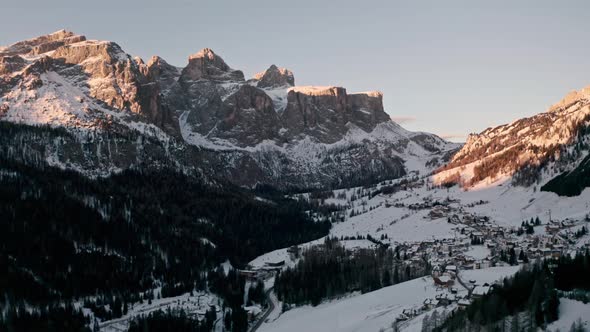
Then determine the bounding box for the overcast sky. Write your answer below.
[2,0,590,141]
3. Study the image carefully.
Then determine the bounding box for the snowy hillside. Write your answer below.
[249,169,590,331]
[433,85,590,190]
[259,267,518,332]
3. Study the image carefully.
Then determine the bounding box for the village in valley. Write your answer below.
[245,176,590,331]
[96,175,590,332]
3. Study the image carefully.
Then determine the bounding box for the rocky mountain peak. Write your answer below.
[190,48,217,61]
[548,85,590,113]
[279,86,392,142]
[254,64,295,88]
[181,48,244,82]
[50,40,130,65]
[146,55,180,89]
[0,30,458,189]
[0,30,86,57]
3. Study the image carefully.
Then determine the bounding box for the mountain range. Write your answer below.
[3,30,590,332]
[0,30,459,190]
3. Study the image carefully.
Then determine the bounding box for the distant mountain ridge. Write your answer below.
[0,30,458,189]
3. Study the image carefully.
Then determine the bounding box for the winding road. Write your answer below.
[249,288,280,332]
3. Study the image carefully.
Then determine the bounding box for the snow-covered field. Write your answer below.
[249,167,590,332]
[258,266,519,332]
[97,291,223,332]
[260,276,436,332]
[547,298,590,332]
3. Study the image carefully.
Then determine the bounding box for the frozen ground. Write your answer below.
[249,167,590,332]
[258,266,518,332]
[547,298,590,332]
[464,246,491,260]
[97,291,223,332]
[259,276,437,332]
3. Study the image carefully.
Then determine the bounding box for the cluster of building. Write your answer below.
[392,206,590,324]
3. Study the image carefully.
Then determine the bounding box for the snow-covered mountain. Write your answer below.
[433,85,590,194]
[0,30,458,189]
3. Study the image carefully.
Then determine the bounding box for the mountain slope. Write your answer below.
[0,31,458,189]
[433,86,590,192]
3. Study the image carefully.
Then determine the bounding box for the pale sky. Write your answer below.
[2,0,590,141]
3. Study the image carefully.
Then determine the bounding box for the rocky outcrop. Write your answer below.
[217,85,280,145]
[254,64,294,88]
[0,30,86,57]
[0,55,26,75]
[50,40,127,64]
[180,48,244,82]
[348,91,390,132]
[182,84,280,146]
[49,40,164,122]
[280,87,391,143]
[146,56,181,91]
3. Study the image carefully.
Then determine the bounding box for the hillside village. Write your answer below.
[246,176,590,330]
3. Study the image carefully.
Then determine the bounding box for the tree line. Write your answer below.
[275,237,430,306]
[0,143,330,331]
[436,250,590,331]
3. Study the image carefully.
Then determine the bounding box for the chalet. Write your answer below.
[423,298,437,310]
[458,298,471,309]
[432,265,442,277]
[449,214,461,224]
[396,313,410,322]
[471,232,484,242]
[463,215,475,224]
[265,260,285,268]
[539,248,552,258]
[552,235,568,245]
[472,285,491,299]
[484,239,494,247]
[428,206,449,219]
[462,263,475,270]
[402,308,421,318]
[436,292,457,306]
[433,274,455,287]
[476,216,489,224]
[476,259,491,269]
[445,265,457,274]
[546,224,560,235]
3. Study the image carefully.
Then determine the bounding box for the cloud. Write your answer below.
[390,116,416,124]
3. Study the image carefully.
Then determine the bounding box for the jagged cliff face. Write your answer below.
[0,31,458,189]
[433,87,590,189]
[253,64,294,88]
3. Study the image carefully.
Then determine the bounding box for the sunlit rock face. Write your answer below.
[0,29,86,57]
[0,31,458,189]
[281,87,390,143]
[433,84,590,189]
[253,64,294,88]
[180,48,245,82]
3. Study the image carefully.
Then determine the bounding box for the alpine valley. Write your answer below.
[1,31,590,332]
